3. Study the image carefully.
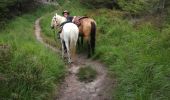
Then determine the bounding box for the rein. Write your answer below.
[60,21,72,27]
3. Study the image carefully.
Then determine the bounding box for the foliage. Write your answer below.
[80,0,114,9]
[92,9,170,99]
[0,5,65,100]
[116,0,159,14]
[0,0,36,28]
[79,0,160,14]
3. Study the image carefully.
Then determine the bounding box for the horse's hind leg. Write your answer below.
[92,44,95,54]
[65,41,71,63]
[87,41,92,58]
[81,36,84,46]
[77,36,83,48]
[61,40,65,58]
[77,37,81,49]
[63,41,67,53]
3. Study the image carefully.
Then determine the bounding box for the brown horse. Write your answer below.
[72,16,96,57]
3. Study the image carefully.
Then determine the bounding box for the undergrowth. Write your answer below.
[0,5,65,100]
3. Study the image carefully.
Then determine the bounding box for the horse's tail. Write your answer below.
[90,21,96,54]
[70,35,78,62]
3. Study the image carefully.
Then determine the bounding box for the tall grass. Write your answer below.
[93,9,170,100]
[0,5,65,100]
[40,0,170,99]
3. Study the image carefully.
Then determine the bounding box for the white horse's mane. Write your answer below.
[55,13,67,25]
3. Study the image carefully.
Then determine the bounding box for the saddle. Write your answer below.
[73,16,88,26]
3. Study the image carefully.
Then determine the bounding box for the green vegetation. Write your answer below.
[0,5,65,99]
[0,0,35,15]
[81,0,162,14]
[41,0,170,99]
[116,0,159,14]
[76,66,97,83]
[1,0,169,99]
[94,10,170,99]
[81,0,114,9]
[0,0,36,28]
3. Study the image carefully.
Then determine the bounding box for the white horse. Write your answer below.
[51,13,79,63]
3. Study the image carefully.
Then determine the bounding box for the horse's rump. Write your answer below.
[62,23,79,37]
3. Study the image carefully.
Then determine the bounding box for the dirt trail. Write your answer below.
[35,18,115,100]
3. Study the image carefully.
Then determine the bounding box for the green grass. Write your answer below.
[93,10,170,100]
[76,66,97,83]
[90,8,170,99]
[0,5,65,100]
[40,0,170,99]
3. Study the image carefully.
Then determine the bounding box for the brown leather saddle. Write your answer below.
[73,16,88,26]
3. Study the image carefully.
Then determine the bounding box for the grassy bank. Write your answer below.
[94,10,170,99]
[0,5,65,100]
[40,0,170,99]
